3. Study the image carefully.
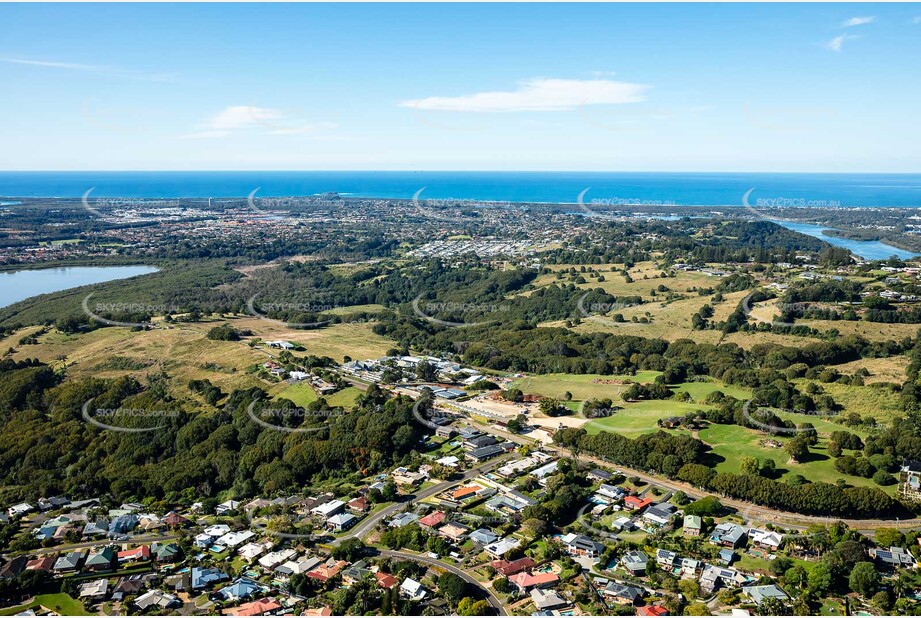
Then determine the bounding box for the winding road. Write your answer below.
[376,549,506,615]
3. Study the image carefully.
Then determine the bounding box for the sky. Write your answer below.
[1,3,920,172]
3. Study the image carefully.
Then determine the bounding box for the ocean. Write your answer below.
[1,171,921,208]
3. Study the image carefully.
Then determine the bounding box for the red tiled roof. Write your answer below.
[637,606,669,616]
[118,545,151,560]
[624,496,652,510]
[419,511,447,527]
[509,571,560,589]
[227,598,282,616]
[491,557,536,576]
[376,572,399,589]
[25,556,55,572]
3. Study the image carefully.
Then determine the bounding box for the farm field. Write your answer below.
[510,371,661,402]
[2,320,394,402]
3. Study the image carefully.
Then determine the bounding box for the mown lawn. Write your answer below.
[0,593,86,616]
[697,423,896,494]
[585,400,710,437]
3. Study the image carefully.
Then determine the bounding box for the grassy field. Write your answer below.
[697,423,896,494]
[511,371,661,401]
[585,400,710,437]
[0,593,86,616]
[3,318,394,404]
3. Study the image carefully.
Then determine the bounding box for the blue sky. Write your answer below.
[1,3,920,172]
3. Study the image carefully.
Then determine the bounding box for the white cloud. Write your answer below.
[208,106,281,131]
[825,35,857,52]
[0,57,173,81]
[180,106,336,138]
[399,77,649,113]
[842,16,875,27]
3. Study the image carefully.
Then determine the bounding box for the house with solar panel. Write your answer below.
[900,460,921,500]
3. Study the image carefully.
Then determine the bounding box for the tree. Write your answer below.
[438,572,469,604]
[849,562,880,598]
[331,538,366,562]
[457,598,490,616]
[679,579,700,600]
[807,562,832,595]
[684,602,710,616]
[875,528,905,547]
[785,435,810,462]
[740,457,760,476]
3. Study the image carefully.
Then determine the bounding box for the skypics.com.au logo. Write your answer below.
[82,293,183,328]
[246,294,340,329]
[246,188,343,217]
[411,297,510,328]
[411,187,517,224]
[82,188,175,222]
[576,187,677,219]
[81,398,179,433]
[245,402,345,434]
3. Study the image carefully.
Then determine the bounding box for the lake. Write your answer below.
[0,266,159,310]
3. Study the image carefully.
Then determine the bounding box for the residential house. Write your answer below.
[637,605,670,616]
[655,549,678,568]
[53,550,86,573]
[258,549,297,570]
[710,523,746,548]
[603,582,644,605]
[492,557,536,577]
[216,500,241,515]
[466,444,506,462]
[531,588,569,611]
[749,528,784,552]
[0,556,27,580]
[683,515,702,537]
[307,559,348,583]
[484,537,521,558]
[213,577,264,602]
[900,460,921,500]
[624,496,653,511]
[588,469,614,483]
[561,532,605,559]
[643,503,677,527]
[400,578,427,601]
[872,546,918,570]
[376,572,399,589]
[742,585,789,605]
[327,512,358,532]
[418,511,447,529]
[25,556,55,573]
[311,500,346,520]
[347,496,370,513]
[85,547,116,571]
[437,522,469,542]
[469,528,499,546]
[596,484,626,502]
[151,542,182,563]
[133,590,181,612]
[622,550,649,576]
[116,545,150,562]
[509,571,560,592]
[226,597,283,616]
[388,513,420,528]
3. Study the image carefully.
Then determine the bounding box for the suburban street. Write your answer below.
[377,549,508,615]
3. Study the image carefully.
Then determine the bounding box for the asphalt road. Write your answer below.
[338,453,512,543]
[376,549,507,615]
